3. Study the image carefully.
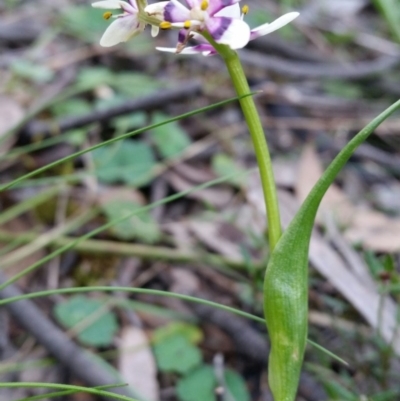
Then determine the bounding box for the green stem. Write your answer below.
[211,42,282,250]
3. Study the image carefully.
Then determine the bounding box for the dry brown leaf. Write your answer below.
[97,186,146,207]
[172,163,215,184]
[0,96,24,163]
[246,172,400,355]
[118,327,159,401]
[273,158,298,188]
[189,220,243,260]
[166,171,233,207]
[164,222,195,252]
[296,144,355,224]
[170,268,201,294]
[0,219,46,287]
[296,144,400,252]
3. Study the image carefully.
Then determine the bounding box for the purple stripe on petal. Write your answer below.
[127,0,138,10]
[208,0,240,17]
[164,0,190,22]
[192,44,216,55]
[206,16,231,41]
[212,18,250,48]
[178,29,187,44]
[120,1,137,14]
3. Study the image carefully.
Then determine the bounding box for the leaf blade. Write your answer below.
[264,99,400,401]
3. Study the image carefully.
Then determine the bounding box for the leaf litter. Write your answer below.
[1,0,400,400]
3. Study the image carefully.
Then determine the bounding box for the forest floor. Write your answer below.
[1,0,400,400]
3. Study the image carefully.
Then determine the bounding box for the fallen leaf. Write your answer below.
[0,96,24,160]
[189,220,243,260]
[296,144,400,252]
[118,327,159,401]
[166,171,233,208]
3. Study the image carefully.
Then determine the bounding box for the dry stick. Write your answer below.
[0,230,252,270]
[0,273,137,401]
[21,81,202,138]
[238,50,400,79]
[1,210,96,269]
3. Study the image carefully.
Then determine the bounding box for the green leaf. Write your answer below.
[76,67,115,89]
[153,322,203,344]
[51,99,92,118]
[152,323,203,374]
[101,200,161,243]
[11,60,54,84]
[263,99,400,401]
[324,381,358,401]
[111,73,167,98]
[92,140,156,186]
[364,250,384,279]
[371,0,400,42]
[54,295,118,347]
[323,81,362,100]
[61,6,106,43]
[150,113,191,159]
[212,154,245,187]
[176,365,250,401]
[224,369,250,401]
[153,335,202,375]
[176,365,215,401]
[113,113,147,133]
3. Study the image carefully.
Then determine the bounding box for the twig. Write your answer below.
[21,81,202,138]
[1,210,96,269]
[0,20,41,43]
[0,230,252,270]
[247,36,327,63]
[239,50,400,79]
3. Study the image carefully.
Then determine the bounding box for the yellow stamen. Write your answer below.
[103,11,113,20]
[183,20,191,29]
[160,21,172,29]
[241,5,249,15]
[200,0,208,11]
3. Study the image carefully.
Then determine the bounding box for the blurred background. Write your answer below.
[1,0,400,400]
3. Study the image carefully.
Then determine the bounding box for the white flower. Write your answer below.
[92,0,146,47]
[155,7,300,55]
[145,0,251,51]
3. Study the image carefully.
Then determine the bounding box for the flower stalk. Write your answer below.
[209,37,282,250]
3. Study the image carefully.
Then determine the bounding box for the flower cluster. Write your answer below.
[92,0,299,54]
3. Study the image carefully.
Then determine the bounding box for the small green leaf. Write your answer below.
[76,67,115,89]
[61,6,106,43]
[365,250,384,279]
[224,369,250,401]
[54,295,118,347]
[150,113,191,159]
[176,365,215,401]
[324,381,358,401]
[212,154,245,187]
[153,322,203,344]
[264,99,400,401]
[112,73,167,98]
[176,365,250,401]
[51,99,92,118]
[113,113,147,132]
[11,60,54,84]
[92,140,156,186]
[371,0,400,42]
[153,335,202,374]
[102,200,161,243]
[323,81,362,100]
